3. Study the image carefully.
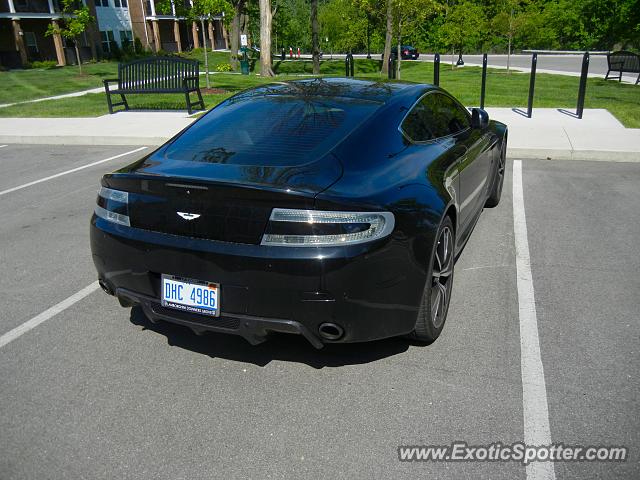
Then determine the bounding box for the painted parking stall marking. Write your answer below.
[0,146,147,197]
[0,282,99,349]
[512,160,556,480]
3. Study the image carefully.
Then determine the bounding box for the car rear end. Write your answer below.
[90,82,423,347]
[401,46,419,60]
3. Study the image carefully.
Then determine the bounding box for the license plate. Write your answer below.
[161,275,220,317]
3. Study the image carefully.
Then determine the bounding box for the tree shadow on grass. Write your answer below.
[129,306,414,369]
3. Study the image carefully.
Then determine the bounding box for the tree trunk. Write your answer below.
[311,0,320,74]
[507,8,513,74]
[507,34,511,74]
[75,41,82,74]
[396,23,402,79]
[230,0,245,70]
[382,0,393,75]
[201,19,210,88]
[259,0,274,76]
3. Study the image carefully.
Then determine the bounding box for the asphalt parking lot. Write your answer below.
[0,144,638,479]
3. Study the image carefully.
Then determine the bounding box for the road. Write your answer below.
[0,144,638,479]
[433,54,609,76]
[339,52,638,82]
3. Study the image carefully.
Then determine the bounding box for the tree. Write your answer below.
[191,0,233,86]
[259,0,275,76]
[439,0,486,64]
[492,0,524,72]
[382,0,393,75]
[229,0,247,70]
[45,0,95,73]
[311,0,320,74]
[391,0,441,78]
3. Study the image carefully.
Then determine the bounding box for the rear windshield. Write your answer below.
[165,95,381,166]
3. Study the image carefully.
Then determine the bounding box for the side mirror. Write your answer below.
[471,108,489,129]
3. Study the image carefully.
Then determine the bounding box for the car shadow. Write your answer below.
[129,306,414,369]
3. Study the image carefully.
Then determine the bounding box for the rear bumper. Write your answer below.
[117,287,325,348]
[90,215,426,347]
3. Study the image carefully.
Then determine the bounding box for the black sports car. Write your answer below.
[384,45,420,60]
[90,78,507,348]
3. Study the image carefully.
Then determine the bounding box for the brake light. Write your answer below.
[261,208,395,247]
[94,186,130,226]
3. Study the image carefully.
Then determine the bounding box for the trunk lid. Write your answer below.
[102,152,342,245]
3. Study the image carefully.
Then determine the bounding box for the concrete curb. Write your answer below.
[508,147,640,162]
[1,135,638,162]
[0,135,169,146]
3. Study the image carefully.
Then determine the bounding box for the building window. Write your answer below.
[114,0,120,6]
[100,30,115,53]
[97,0,109,6]
[114,0,128,6]
[119,30,133,46]
[24,32,38,56]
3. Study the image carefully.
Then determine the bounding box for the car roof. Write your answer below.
[229,78,430,104]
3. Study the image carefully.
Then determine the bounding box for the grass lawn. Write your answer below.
[1,56,638,128]
[379,60,640,128]
[0,62,118,104]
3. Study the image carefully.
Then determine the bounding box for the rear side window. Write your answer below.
[401,92,470,142]
[165,95,381,166]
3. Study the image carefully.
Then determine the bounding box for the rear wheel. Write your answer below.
[485,138,506,208]
[411,216,455,343]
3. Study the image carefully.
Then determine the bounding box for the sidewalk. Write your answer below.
[485,108,640,161]
[0,109,638,161]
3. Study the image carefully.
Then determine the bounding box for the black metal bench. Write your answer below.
[103,56,205,114]
[604,51,640,84]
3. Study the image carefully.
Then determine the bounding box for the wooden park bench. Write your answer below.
[103,56,205,114]
[604,51,640,85]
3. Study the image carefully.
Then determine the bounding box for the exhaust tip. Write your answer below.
[318,322,344,341]
[98,279,114,296]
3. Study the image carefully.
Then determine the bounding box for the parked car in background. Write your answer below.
[383,46,420,60]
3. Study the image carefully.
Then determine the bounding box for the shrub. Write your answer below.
[23,60,59,69]
[31,60,59,69]
[215,63,232,72]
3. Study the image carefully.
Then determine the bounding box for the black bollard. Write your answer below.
[480,53,487,109]
[576,52,589,119]
[349,53,354,77]
[434,53,440,86]
[388,55,396,79]
[345,53,355,77]
[281,48,285,61]
[527,53,537,118]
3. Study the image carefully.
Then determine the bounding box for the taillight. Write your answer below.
[261,208,394,247]
[94,186,130,226]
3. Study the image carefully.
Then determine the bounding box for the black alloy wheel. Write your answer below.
[412,215,455,342]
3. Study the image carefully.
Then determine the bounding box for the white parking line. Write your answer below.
[0,144,7,148]
[513,160,556,480]
[0,146,147,197]
[0,282,99,349]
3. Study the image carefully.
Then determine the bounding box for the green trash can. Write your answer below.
[239,47,250,75]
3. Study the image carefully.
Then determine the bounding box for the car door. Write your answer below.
[398,91,466,220]
[434,95,492,229]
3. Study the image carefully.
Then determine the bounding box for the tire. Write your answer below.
[411,216,455,343]
[485,137,507,208]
